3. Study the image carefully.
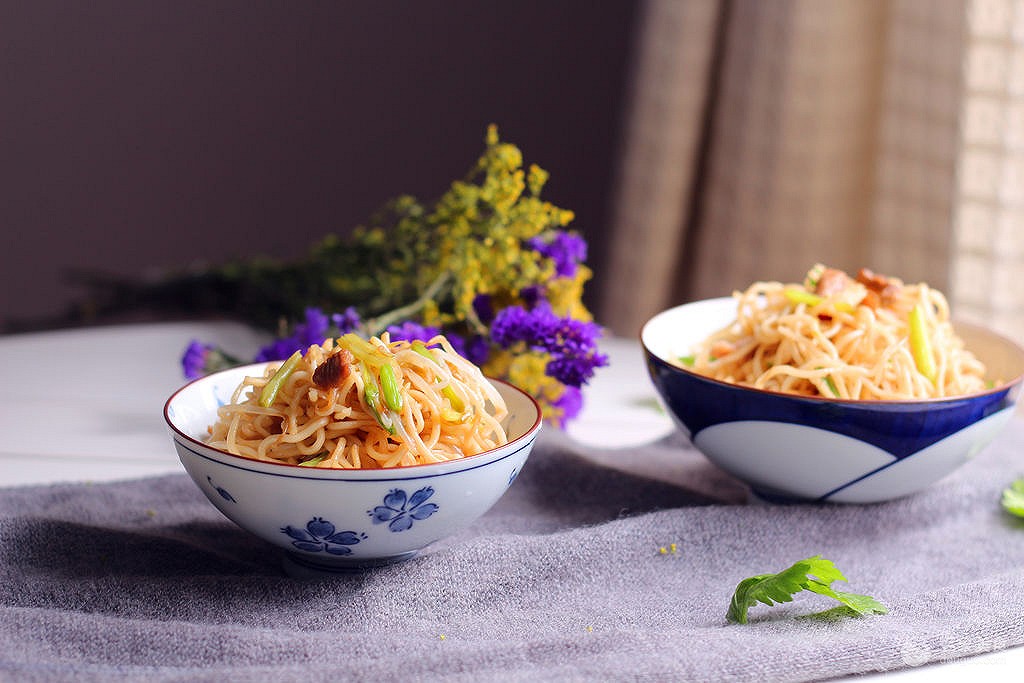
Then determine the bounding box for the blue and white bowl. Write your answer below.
[164,363,541,573]
[642,297,1024,503]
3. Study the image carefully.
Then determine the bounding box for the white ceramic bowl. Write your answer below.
[164,363,542,573]
[642,297,1024,503]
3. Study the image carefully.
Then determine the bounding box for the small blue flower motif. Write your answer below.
[206,476,236,503]
[507,468,519,487]
[368,487,439,532]
[281,517,367,555]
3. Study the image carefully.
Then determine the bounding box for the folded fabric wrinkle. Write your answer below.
[3,424,1024,682]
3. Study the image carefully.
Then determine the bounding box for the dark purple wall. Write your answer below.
[1,1,638,329]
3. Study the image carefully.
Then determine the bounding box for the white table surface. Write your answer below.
[0,322,1019,681]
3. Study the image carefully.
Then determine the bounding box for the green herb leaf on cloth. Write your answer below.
[727,555,887,624]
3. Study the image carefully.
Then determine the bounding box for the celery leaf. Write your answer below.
[727,555,887,624]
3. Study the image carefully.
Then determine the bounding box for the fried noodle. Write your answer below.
[208,334,509,468]
[679,265,989,400]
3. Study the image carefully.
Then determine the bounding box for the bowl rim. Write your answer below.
[640,296,1024,407]
[164,361,543,473]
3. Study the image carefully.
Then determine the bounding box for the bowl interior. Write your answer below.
[641,297,1024,394]
[165,363,542,464]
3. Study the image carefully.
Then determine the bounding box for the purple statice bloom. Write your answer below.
[440,333,491,366]
[519,284,543,308]
[552,385,583,428]
[463,335,492,366]
[254,337,302,362]
[527,231,588,277]
[491,303,607,388]
[295,307,331,347]
[545,351,608,388]
[541,317,603,357]
[182,340,213,380]
[386,320,441,343]
[442,331,467,359]
[181,341,242,379]
[489,305,602,389]
[472,293,495,325]
[331,307,361,334]
[254,307,359,362]
[490,304,559,348]
[387,321,490,364]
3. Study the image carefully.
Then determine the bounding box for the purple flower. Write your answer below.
[254,337,302,362]
[490,305,559,348]
[552,385,584,428]
[527,231,588,277]
[296,307,331,347]
[254,307,361,362]
[519,285,543,308]
[545,351,608,388]
[182,340,242,378]
[472,294,495,325]
[443,331,468,359]
[491,303,607,388]
[384,321,490,365]
[182,340,213,380]
[543,318,603,357]
[331,307,361,334]
[386,320,441,343]
[464,335,491,366]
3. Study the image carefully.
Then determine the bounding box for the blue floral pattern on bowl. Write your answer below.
[368,487,439,532]
[281,517,367,555]
[206,476,236,503]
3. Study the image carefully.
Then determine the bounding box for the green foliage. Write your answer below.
[78,125,586,337]
[727,555,888,624]
[261,124,577,336]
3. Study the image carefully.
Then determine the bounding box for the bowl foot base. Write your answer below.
[282,550,419,578]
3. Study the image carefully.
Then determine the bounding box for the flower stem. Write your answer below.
[364,271,450,335]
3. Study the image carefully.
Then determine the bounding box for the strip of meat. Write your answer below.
[814,268,852,297]
[856,268,901,307]
[312,348,354,389]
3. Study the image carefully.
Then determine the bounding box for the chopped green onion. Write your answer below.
[785,289,824,307]
[361,362,395,435]
[411,341,466,413]
[814,366,840,397]
[259,351,302,408]
[298,454,327,467]
[340,333,386,369]
[908,304,937,384]
[784,288,856,313]
[678,354,696,367]
[441,408,466,423]
[378,363,403,412]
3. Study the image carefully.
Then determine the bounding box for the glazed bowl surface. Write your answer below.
[164,363,542,572]
[641,297,1024,503]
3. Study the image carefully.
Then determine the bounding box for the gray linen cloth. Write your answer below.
[3,422,1024,683]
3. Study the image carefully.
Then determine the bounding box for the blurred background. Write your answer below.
[2,0,1023,341]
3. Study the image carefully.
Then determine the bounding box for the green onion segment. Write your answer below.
[908,304,937,384]
[259,351,303,408]
[411,340,466,414]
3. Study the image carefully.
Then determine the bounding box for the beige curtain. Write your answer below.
[601,0,1023,344]
[952,0,1024,341]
